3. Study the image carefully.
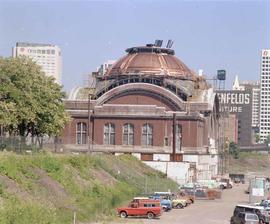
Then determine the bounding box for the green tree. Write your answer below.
[255,133,260,143]
[229,141,240,159]
[0,57,69,146]
[264,134,270,145]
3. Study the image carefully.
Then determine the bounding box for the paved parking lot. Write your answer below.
[121,183,249,224]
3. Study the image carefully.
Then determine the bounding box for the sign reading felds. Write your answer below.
[216,89,253,147]
[219,93,250,105]
[218,92,251,113]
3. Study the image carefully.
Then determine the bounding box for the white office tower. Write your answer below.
[12,42,62,84]
[252,86,260,128]
[259,49,270,141]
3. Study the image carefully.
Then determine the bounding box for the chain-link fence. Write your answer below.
[0,136,55,153]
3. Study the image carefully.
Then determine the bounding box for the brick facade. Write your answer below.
[61,92,208,151]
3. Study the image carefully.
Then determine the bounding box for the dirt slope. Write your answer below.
[228,152,270,176]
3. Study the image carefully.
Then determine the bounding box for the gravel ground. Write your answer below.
[115,183,250,224]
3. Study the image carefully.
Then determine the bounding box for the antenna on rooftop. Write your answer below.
[154,39,163,47]
[166,40,174,48]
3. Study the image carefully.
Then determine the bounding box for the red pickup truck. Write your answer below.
[117,198,162,219]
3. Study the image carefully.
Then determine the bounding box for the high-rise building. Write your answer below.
[259,49,270,141]
[12,42,62,84]
[251,85,260,129]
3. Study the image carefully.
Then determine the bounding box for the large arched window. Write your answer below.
[142,123,153,146]
[104,123,115,145]
[123,123,134,145]
[76,122,87,144]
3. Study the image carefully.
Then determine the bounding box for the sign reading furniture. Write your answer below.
[217,89,253,147]
[218,92,250,113]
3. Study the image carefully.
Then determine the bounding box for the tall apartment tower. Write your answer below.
[12,42,62,84]
[259,49,270,141]
[252,86,260,129]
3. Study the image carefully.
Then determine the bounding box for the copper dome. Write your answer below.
[105,45,196,80]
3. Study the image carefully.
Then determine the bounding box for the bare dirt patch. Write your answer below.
[34,168,76,210]
[0,174,32,200]
[92,169,117,186]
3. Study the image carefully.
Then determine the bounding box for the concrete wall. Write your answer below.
[153,154,170,161]
[183,154,199,164]
[183,154,218,180]
[143,161,190,185]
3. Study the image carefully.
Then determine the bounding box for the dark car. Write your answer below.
[234,177,241,184]
[229,174,245,184]
[232,205,270,224]
[230,212,259,224]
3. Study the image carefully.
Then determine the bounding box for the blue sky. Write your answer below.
[0,0,270,92]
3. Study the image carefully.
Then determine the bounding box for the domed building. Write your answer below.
[61,43,220,182]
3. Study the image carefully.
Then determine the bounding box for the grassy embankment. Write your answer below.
[0,152,178,224]
[228,151,270,175]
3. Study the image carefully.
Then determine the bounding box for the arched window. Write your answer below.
[142,123,153,146]
[123,123,134,145]
[104,123,115,145]
[76,122,87,144]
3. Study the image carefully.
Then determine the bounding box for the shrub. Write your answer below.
[229,142,240,159]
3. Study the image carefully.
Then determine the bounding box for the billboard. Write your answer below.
[250,177,265,201]
[218,92,250,113]
[217,88,253,146]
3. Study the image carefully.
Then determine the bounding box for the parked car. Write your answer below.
[171,197,188,208]
[230,212,260,224]
[217,178,232,189]
[149,195,172,211]
[256,200,270,209]
[254,199,270,220]
[117,199,162,219]
[218,181,228,189]
[229,174,245,184]
[153,192,187,208]
[232,204,270,224]
[178,191,195,204]
[234,177,241,184]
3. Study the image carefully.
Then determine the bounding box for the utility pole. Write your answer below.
[172,113,176,161]
[73,211,76,224]
[216,70,226,175]
[88,93,91,153]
